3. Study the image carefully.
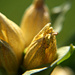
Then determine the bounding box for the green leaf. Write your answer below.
[22,45,75,75]
[51,1,71,33]
[57,44,74,65]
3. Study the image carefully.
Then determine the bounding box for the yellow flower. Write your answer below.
[0,39,18,75]
[20,0,50,47]
[0,0,73,75]
[23,23,58,70]
[0,13,25,66]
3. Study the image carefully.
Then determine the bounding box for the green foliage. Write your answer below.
[52,1,71,33]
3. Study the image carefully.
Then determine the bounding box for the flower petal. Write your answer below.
[22,45,75,75]
[0,39,18,75]
[0,13,25,65]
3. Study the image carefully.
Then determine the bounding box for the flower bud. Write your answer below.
[20,0,50,47]
[0,39,18,75]
[23,23,57,70]
[0,13,25,65]
[51,66,74,75]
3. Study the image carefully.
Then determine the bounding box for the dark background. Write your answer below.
[0,0,75,73]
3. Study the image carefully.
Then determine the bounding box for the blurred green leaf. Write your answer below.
[55,0,75,47]
[22,45,75,75]
[51,1,71,33]
[57,44,74,65]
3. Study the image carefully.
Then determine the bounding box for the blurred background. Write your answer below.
[0,0,75,74]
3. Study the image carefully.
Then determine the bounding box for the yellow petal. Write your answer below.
[23,23,57,70]
[0,13,25,65]
[0,39,18,75]
[20,0,50,47]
